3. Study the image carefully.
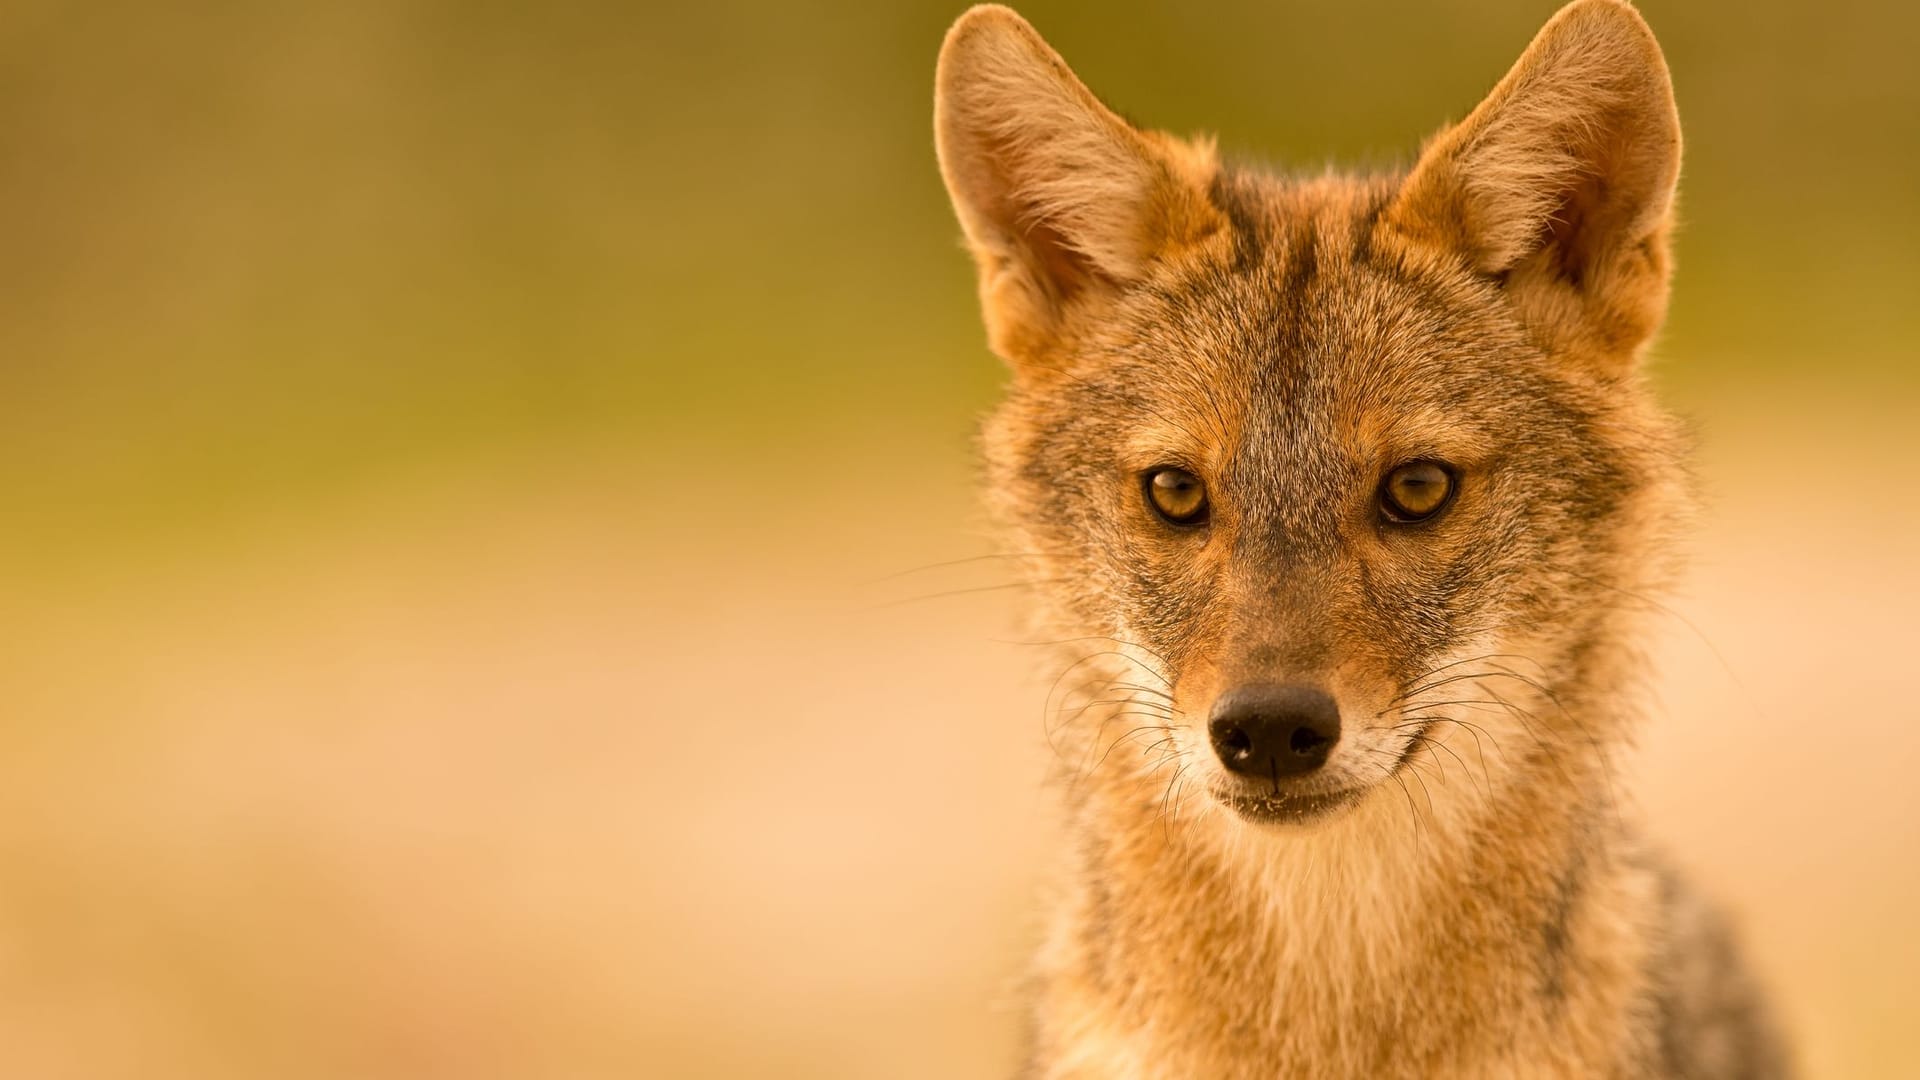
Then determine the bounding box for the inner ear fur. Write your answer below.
[1382,0,1682,364]
[934,5,1224,364]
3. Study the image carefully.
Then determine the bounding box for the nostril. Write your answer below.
[1288,725,1330,757]
[1218,724,1253,761]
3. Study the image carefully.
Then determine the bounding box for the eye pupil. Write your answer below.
[1382,461,1454,522]
[1146,468,1208,526]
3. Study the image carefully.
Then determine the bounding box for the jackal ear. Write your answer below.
[1383,0,1681,364]
[935,5,1224,364]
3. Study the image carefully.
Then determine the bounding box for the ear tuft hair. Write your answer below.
[1383,0,1681,362]
[934,5,1223,362]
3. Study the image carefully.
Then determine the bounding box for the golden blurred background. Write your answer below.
[2,1,1916,1076]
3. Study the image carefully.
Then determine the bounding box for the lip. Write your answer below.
[1216,786,1364,825]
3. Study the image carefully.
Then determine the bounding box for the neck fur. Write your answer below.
[1042,693,1627,1072]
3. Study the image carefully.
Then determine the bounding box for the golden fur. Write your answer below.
[935,2,1788,1077]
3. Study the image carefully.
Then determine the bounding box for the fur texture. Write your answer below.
[934,2,1790,1077]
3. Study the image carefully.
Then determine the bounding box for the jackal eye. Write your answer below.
[1144,467,1208,527]
[1380,461,1455,523]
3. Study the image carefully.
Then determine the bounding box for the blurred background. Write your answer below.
[1,0,1915,1076]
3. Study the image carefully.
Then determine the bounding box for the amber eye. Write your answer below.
[1144,467,1208,526]
[1380,461,1455,522]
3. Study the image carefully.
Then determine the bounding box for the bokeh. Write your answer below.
[2,1,1915,1076]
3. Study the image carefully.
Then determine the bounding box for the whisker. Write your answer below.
[1386,653,1552,707]
[1042,652,1173,701]
[993,635,1178,675]
[869,578,1069,610]
[1081,723,1175,778]
[1380,668,1555,713]
[1100,681,1175,701]
[1484,680,1623,830]
[1054,696,1174,723]
[1379,716,1500,792]
[1158,759,1195,840]
[862,551,1070,585]
[1383,763,1423,848]
[1405,724,1482,798]
[1042,655,1164,742]
[1561,567,1766,723]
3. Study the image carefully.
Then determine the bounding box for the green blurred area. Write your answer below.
[1,6,1915,1076]
[1,0,1915,563]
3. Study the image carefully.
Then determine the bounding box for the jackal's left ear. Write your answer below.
[935,5,1224,365]
[1383,0,1681,365]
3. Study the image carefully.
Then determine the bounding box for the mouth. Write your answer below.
[1215,786,1364,825]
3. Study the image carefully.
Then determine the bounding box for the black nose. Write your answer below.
[1208,684,1341,780]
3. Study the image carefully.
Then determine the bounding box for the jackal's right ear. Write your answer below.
[935,5,1224,364]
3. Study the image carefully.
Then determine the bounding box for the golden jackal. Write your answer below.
[933,1,1788,1076]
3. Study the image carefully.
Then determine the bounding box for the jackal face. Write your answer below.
[936,3,1688,826]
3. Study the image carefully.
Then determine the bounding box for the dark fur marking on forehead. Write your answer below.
[1280,218,1320,310]
[1208,173,1267,274]
[1348,187,1393,268]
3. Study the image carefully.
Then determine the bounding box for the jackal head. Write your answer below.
[935,2,1688,828]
